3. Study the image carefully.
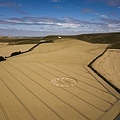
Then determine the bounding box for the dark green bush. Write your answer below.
[0,56,6,62]
[11,51,22,57]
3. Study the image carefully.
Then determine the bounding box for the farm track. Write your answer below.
[0,103,9,120]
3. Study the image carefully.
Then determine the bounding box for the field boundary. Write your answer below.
[88,46,120,94]
[5,40,53,58]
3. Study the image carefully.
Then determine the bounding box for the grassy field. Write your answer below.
[108,42,120,49]
[0,37,41,45]
[44,32,120,44]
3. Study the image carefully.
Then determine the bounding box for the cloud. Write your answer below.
[82,8,109,19]
[99,17,120,30]
[108,12,118,16]
[100,18,120,24]
[108,24,117,28]
[0,17,87,28]
[99,14,108,18]
[85,0,120,6]
[106,0,120,6]
[68,4,79,9]
[51,0,61,3]
[1,16,120,30]
[82,8,95,13]
[53,5,65,10]
[13,8,28,15]
[0,16,120,36]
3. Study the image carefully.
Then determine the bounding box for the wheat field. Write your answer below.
[0,39,120,120]
[92,49,120,91]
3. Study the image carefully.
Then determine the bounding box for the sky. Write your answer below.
[0,0,120,36]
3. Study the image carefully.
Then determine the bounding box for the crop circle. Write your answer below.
[51,77,77,88]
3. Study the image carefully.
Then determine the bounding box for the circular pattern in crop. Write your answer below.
[51,77,77,88]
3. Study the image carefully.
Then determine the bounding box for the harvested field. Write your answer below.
[0,42,8,48]
[92,49,120,91]
[0,38,120,120]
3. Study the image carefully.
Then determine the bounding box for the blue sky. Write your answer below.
[0,0,120,36]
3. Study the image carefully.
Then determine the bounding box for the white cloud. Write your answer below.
[5,19,22,23]
[55,23,80,28]
[100,14,108,18]
[108,24,116,28]
[86,0,120,6]
[51,0,61,2]
[0,16,120,36]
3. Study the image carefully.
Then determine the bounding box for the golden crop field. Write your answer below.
[0,39,120,120]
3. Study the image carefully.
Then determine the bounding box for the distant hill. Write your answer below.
[108,42,120,49]
[44,32,120,44]
[0,32,120,48]
[0,37,41,45]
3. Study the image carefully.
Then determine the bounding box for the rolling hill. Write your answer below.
[0,32,120,48]
[44,32,120,44]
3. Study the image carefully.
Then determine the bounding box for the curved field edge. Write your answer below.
[88,47,120,94]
